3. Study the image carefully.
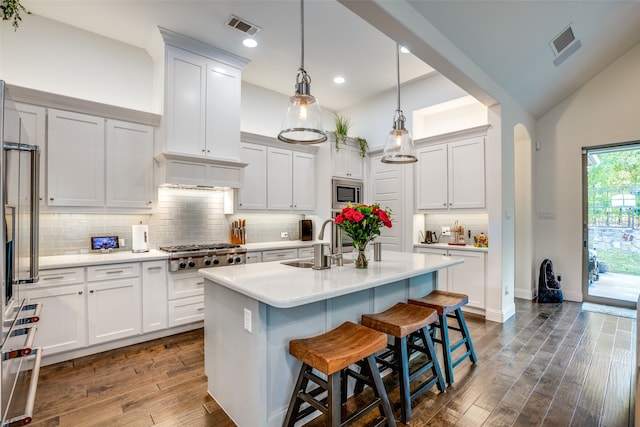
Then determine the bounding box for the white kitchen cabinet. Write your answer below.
[167,270,204,327]
[266,147,316,212]
[297,247,314,258]
[415,247,486,309]
[47,109,105,207]
[86,263,142,345]
[332,141,363,180]
[262,248,298,262]
[415,134,485,210]
[164,44,243,160]
[142,261,168,333]
[3,103,46,206]
[237,143,267,210]
[106,120,154,209]
[23,268,87,355]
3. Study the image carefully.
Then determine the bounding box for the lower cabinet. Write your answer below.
[24,281,87,355]
[167,270,204,327]
[142,261,168,333]
[415,247,486,309]
[86,263,142,345]
[262,248,298,262]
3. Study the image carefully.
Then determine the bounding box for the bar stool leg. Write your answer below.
[328,373,341,426]
[396,336,411,423]
[455,308,478,363]
[416,327,446,392]
[283,364,312,427]
[363,354,396,426]
[439,313,454,385]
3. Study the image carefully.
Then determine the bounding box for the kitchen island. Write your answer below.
[199,251,463,427]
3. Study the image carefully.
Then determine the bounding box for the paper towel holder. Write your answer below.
[132,224,150,253]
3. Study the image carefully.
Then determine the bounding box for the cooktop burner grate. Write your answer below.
[159,243,242,253]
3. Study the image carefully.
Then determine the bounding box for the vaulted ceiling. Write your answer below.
[24,0,640,119]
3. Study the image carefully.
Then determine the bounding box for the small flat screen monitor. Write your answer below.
[91,236,119,251]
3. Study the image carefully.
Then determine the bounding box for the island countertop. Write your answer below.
[199,250,463,309]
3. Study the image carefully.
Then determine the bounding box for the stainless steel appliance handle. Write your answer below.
[4,142,40,284]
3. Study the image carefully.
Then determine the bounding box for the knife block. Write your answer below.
[230,227,246,245]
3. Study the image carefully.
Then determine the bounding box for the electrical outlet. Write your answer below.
[243,308,252,333]
[441,226,451,236]
[280,231,288,239]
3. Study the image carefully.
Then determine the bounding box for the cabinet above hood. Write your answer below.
[155,152,247,189]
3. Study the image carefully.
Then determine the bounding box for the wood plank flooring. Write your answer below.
[30,299,635,426]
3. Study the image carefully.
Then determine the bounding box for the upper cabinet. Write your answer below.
[331,140,364,180]
[106,120,154,209]
[237,134,317,213]
[48,109,106,207]
[415,126,488,211]
[161,28,249,161]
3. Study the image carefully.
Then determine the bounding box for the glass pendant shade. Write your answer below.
[381,43,417,164]
[278,73,326,144]
[277,0,326,145]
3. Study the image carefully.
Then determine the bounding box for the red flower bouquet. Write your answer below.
[334,203,392,268]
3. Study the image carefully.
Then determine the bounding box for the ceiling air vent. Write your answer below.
[550,24,582,67]
[227,15,261,36]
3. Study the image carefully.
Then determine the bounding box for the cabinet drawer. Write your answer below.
[246,251,262,264]
[297,247,314,258]
[87,263,140,282]
[38,267,85,286]
[168,295,204,327]
[262,249,298,262]
[168,271,204,300]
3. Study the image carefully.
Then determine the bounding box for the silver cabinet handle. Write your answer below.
[147,266,162,271]
[50,197,54,201]
[43,276,65,281]
[90,290,94,294]
[106,270,124,274]
[78,291,83,295]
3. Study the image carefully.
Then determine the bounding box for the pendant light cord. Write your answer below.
[395,43,401,112]
[300,0,305,72]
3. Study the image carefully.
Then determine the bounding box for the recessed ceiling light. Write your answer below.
[243,38,258,48]
[400,46,410,54]
[333,76,345,84]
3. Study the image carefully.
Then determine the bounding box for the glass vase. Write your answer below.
[353,244,370,269]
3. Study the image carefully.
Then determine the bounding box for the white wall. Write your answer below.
[0,14,154,112]
[536,41,640,302]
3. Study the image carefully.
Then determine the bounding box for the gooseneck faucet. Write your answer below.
[318,219,343,267]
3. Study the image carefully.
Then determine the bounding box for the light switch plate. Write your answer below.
[441,226,451,236]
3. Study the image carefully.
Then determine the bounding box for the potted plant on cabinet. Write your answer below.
[332,113,350,151]
[355,136,368,158]
[1,0,30,30]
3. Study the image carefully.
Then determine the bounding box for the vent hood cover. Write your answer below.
[156,152,247,189]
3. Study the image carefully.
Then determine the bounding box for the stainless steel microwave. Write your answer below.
[332,178,363,210]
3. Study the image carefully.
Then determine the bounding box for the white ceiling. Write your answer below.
[23,0,640,119]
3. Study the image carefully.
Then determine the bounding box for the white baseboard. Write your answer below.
[485,303,516,323]
[515,288,535,300]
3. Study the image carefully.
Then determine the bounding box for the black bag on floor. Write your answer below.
[538,259,563,303]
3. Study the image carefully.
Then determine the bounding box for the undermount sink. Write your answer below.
[281,260,315,269]
[281,256,354,269]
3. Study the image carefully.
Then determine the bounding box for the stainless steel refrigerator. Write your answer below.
[0,81,43,426]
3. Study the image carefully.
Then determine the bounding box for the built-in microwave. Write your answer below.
[332,178,362,210]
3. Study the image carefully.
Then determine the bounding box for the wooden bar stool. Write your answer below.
[283,321,396,427]
[408,290,478,385]
[360,302,446,424]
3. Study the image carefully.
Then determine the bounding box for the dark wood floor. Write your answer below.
[30,299,635,426]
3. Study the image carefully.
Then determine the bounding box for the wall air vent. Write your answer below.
[550,24,582,67]
[227,15,261,36]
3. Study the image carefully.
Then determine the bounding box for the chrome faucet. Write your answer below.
[318,219,343,267]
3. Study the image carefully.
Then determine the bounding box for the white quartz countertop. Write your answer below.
[414,242,489,252]
[244,240,318,251]
[39,249,169,269]
[199,251,463,309]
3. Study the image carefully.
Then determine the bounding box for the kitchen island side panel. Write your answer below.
[204,270,436,427]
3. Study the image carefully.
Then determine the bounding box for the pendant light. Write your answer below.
[381,43,417,163]
[277,0,327,144]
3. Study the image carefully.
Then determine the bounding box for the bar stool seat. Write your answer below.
[360,302,445,424]
[408,290,478,385]
[284,321,396,427]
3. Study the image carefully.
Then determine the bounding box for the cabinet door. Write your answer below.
[106,120,154,209]
[331,143,363,180]
[48,109,105,206]
[206,60,241,160]
[25,284,87,355]
[87,278,142,345]
[165,46,207,156]
[262,249,298,262]
[238,143,267,210]
[267,147,293,210]
[449,137,485,209]
[3,103,46,206]
[415,144,448,210]
[142,261,168,333]
[292,152,315,211]
[346,145,364,180]
[448,250,485,309]
[414,247,450,290]
[246,251,262,264]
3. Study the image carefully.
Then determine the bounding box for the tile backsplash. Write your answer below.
[39,187,305,256]
[421,213,489,244]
